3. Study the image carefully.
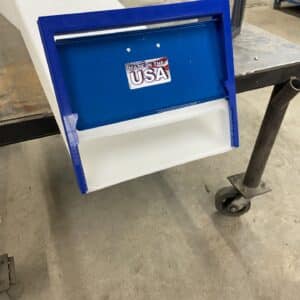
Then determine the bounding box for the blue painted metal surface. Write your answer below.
[38,0,238,194]
[57,21,227,130]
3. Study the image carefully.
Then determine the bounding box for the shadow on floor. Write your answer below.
[276,5,300,18]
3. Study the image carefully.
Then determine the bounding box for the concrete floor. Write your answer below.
[1,2,300,300]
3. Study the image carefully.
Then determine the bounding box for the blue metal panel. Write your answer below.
[38,0,238,193]
[57,21,227,130]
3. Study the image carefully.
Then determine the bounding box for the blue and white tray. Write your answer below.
[1,0,239,193]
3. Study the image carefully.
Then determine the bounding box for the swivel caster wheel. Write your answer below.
[215,186,251,217]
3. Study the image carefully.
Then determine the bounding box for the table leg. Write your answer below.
[215,77,300,217]
[274,0,282,9]
[232,0,247,37]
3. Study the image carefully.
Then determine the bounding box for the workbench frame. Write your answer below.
[232,0,247,37]
[1,2,300,214]
[2,63,299,146]
[1,61,299,214]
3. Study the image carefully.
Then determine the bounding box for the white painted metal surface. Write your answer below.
[0,0,233,192]
[0,0,125,137]
[79,99,232,192]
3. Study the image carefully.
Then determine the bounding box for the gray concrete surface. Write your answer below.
[1,2,300,300]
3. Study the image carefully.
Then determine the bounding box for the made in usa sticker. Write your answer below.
[125,57,171,90]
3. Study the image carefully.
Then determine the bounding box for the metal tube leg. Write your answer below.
[215,77,299,216]
[243,77,300,188]
[232,0,247,37]
[274,0,282,9]
[225,77,300,201]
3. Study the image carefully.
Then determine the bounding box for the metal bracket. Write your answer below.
[228,173,271,199]
[0,255,16,293]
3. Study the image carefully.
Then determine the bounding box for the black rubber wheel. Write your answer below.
[215,186,251,217]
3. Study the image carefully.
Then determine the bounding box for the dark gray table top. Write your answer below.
[234,23,300,76]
